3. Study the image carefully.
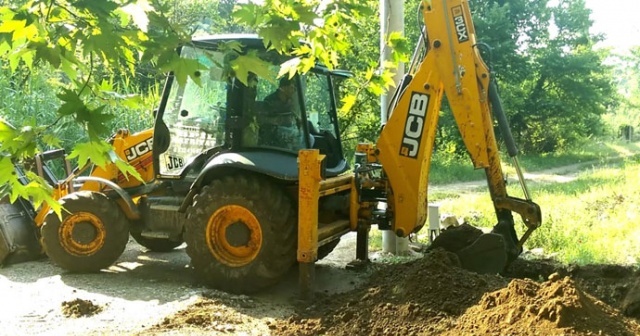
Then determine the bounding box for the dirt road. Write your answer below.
[0,234,369,335]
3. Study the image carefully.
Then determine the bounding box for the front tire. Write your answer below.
[41,191,130,272]
[185,175,296,293]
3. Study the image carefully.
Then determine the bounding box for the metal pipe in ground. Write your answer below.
[380,0,409,256]
[428,203,440,242]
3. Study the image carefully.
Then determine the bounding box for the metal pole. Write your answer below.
[380,0,408,255]
[428,203,440,242]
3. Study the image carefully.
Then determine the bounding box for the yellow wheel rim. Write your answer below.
[59,212,106,256]
[206,205,262,267]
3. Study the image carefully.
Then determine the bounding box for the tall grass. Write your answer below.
[424,156,640,265]
[0,68,159,153]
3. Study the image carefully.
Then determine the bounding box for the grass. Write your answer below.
[420,155,640,265]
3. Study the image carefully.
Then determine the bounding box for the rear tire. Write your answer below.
[185,175,296,293]
[41,191,129,272]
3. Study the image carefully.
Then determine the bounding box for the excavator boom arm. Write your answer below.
[374,0,541,253]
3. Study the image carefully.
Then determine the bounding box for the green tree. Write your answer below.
[473,0,616,153]
[603,47,640,137]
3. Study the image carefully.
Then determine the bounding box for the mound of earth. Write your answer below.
[275,249,640,336]
[156,298,242,333]
[61,298,103,318]
[275,248,508,335]
[148,290,262,334]
[445,275,639,335]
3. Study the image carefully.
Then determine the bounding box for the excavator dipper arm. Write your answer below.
[371,0,541,272]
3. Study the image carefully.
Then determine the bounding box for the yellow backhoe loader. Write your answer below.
[0,0,541,295]
[0,127,187,269]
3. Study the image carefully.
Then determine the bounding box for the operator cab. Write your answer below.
[153,34,349,181]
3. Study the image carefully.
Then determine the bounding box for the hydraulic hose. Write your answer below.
[488,79,531,201]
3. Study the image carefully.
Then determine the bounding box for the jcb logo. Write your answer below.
[400,93,429,159]
[125,138,153,161]
[452,6,469,43]
[166,155,184,170]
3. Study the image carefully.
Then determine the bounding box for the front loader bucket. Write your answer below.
[0,197,43,266]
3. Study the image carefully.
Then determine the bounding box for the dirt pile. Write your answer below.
[276,249,640,336]
[61,298,103,318]
[276,248,507,335]
[148,290,262,334]
[506,258,638,312]
[445,275,639,335]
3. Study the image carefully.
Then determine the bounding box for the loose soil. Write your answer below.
[263,249,640,336]
[61,298,104,318]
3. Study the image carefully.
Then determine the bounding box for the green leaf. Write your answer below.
[41,133,62,148]
[277,57,301,81]
[12,23,38,41]
[232,53,277,85]
[73,0,119,16]
[0,157,16,186]
[387,31,410,63]
[259,25,299,52]
[35,43,62,68]
[57,89,86,116]
[114,158,143,182]
[293,4,317,25]
[161,56,207,87]
[60,56,78,81]
[113,7,132,27]
[0,20,25,33]
[340,94,357,114]
[0,119,20,153]
[121,94,143,109]
[86,105,115,138]
[231,3,260,26]
[67,141,113,169]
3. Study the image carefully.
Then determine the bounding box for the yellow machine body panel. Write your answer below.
[83,128,156,191]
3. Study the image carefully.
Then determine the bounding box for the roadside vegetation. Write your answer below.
[424,145,640,266]
[429,139,640,185]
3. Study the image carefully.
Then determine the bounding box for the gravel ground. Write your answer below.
[0,241,197,335]
[0,234,368,336]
